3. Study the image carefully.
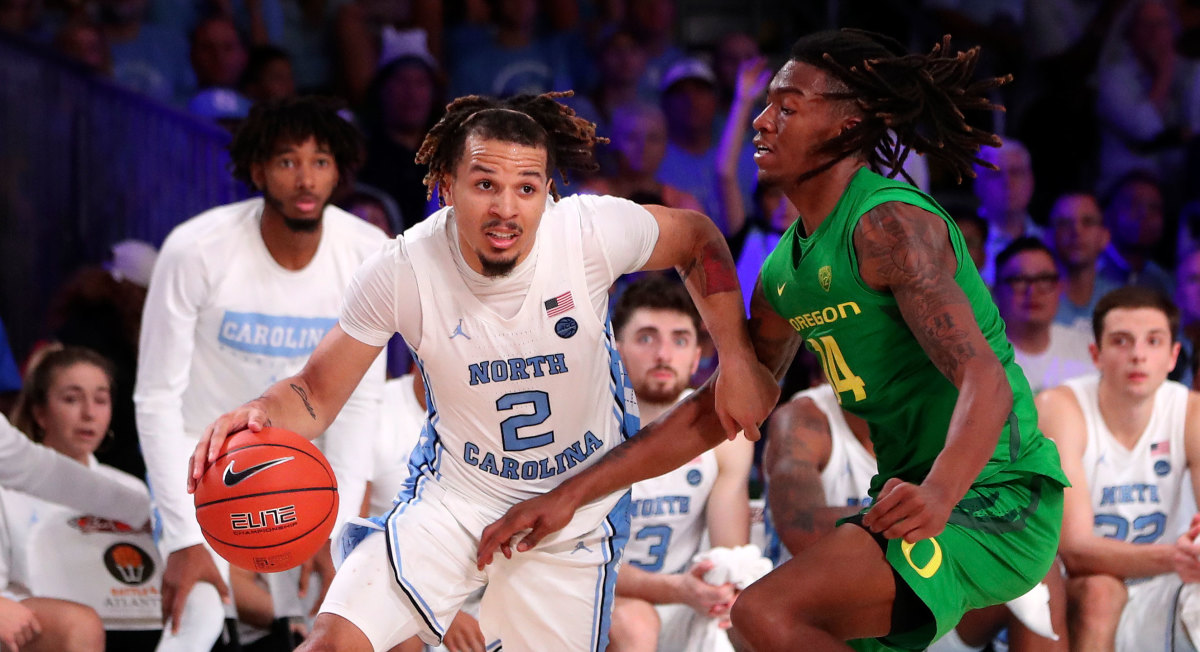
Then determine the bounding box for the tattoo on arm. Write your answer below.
[290,383,317,420]
[678,240,739,296]
[765,432,826,535]
[853,203,979,384]
[748,281,802,379]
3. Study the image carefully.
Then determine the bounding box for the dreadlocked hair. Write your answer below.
[416,91,606,203]
[790,29,1009,184]
[229,96,363,189]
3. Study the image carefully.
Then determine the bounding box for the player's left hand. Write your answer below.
[442,612,486,652]
[1173,513,1200,583]
[476,489,581,569]
[862,477,953,542]
[298,540,336,617]
[713,357,779,441]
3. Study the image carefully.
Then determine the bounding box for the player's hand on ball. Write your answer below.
[862,478,953,542]
[713,358,779,441]
[188,402,271,493]
[476,490,580,569]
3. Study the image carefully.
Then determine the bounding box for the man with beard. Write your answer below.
[134,97,387,651]
[608,276,754,651]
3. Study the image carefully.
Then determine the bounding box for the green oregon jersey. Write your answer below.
[762,168,1068,496]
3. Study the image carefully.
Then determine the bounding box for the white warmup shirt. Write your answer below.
[0,414,149,525]
[1068,375,1195,546]
[340,194,658,541]
[135,198,387,554]
[367,374,427,516]
[0,457,162,630]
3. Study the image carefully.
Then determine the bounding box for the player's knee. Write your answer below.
[61,608,105,652]
[1069,574,1127,625]
[607,598,659,651]
[731,590,792,647]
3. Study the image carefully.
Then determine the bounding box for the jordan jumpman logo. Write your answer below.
[450,319,470,340]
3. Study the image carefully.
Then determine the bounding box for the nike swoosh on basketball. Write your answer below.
[223,457,295,486]
[777,282,787,296]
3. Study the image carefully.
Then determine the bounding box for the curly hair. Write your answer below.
[228,96,363,189]
[789,29,1009,184]
[415,91,605,202]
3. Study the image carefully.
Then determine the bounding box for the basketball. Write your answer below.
[194,427,338,572]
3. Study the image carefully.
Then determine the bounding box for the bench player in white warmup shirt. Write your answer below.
[1037,286,1200,652]
[188,92,777,652]
[135,97,387,651]
[608,275,754,652]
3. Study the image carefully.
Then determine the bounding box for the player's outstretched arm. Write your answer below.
[476,282,800,567]
[853,202,1010,543]
[640,204,779,440]
[187,325,383,492]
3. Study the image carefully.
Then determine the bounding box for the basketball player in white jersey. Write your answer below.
[135,97,387,651]
[765,382,1068,652]
[187,92,778,652]
[1037,286,1200,652]
[608,276,754,652]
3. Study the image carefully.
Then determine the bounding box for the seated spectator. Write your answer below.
[657,57,757,235]
[448,0,572,98]
[994,237,1094,392]
[579,103,702,212]
[764,384,1068,652]
[190,15,248,93]
[46,239,158,480]
[358,31,442,231]
[953,212,988,273]
[54,18,112,75]
[973,138,1039,285]
[1176,248,1200,387]
[1047,191,1119,330]
[623,0,683,102]
[1036,287,1200,652]
[1097,170,1173,296]
[99,0,192,103]
[562,29,646,139]
[1095,0,1200,201]
[239,44,296,103]
[9,345,161,651]
[608,276,756,651]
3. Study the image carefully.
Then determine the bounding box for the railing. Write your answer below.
[0,33,246,359]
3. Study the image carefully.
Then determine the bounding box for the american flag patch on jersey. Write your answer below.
[545,291,574,317]
[1151,441,1170,455]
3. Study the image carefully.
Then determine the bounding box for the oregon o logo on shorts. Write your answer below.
[900,538,943,579]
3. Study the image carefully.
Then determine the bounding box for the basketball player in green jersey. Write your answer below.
[478,30,1069,651]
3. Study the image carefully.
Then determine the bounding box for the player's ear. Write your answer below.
[250,162,265,191]
[840,116,861,135]
[441,174,456,207]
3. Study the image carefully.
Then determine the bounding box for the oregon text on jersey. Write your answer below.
[786,301,862,333]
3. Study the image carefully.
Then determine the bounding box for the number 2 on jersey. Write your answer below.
[496,390,554,451]
[808,335,866,402]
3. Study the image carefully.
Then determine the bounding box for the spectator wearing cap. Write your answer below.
[358,28,442,231]
[447,0,573,98]
[187,88,252,131]
[656,57,757,235]
[186,16,253,130]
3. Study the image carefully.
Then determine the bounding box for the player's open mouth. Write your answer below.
[487,231,519,249]
[296,198,319,212]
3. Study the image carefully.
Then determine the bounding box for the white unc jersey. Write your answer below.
[1067,375,1193,545]
[625,445,718,574]
[400,204,639,539]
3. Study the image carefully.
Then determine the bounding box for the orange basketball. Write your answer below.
[194,427,338,572]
